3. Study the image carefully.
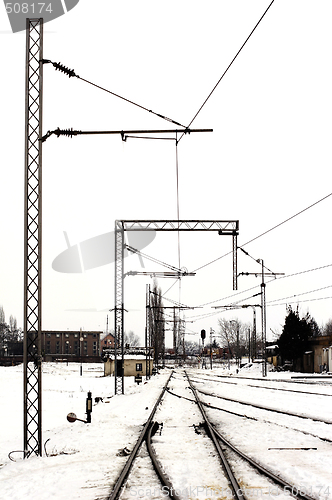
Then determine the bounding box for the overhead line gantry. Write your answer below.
[114,219,239,394]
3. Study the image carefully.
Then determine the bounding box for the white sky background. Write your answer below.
[0,1,332,346]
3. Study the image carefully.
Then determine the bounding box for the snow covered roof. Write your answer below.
[103,349,152,360]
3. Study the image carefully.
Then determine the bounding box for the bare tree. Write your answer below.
[323,319,332,336]
[0,306,7,349]
[217,318,249,360]
[184,340,199,355]
[0,305,5,325]
[124,330,140,347]
[9,315,17,332]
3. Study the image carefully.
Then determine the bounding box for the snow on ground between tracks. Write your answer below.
[0,362,331,500]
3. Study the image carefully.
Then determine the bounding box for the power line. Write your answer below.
[192,191,332,273]
[241,191,332,249]
[266,284,332,305]
[195,263,332,308]
[177,0,275,143]
[189,293,332,323]
[268,296,332,308]
[162,279,179,298]
[185,294,332,328]
[276,263,332,281]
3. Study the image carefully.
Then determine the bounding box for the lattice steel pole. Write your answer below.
[260,260,267,377]
[145,284,151,379]
[232,231,238,291]
[114,221,124,394]
[23,18,43,458]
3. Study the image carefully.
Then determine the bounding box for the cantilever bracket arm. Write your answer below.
[40,127,213,143]
[124,270,196,278]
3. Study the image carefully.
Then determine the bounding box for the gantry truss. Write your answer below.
[114,219,239,394]
[23,18,43,457]
[119,220,238,232]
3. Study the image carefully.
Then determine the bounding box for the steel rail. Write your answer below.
[186,373,318,500]
[195,387,332,424]
[185,372,245,500]
[211,424,316,500]
[189,373,332,397]
[107,372,174,500]
[146,422,182,500]
[166,384,332,444]
[203,372,332,386]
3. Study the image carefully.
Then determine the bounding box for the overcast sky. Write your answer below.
[1,1,332,346]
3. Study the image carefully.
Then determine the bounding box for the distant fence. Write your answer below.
[0,356,23,366]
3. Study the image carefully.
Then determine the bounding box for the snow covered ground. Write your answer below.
[0,362,331,500]
[187,367,332,500]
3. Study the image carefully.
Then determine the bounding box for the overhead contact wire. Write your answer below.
[194,263,332,309]
[177,0,275,143]
[192,191,332,274]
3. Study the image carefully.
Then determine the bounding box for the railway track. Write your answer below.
[185,372,318,500]
[194,384,332,425]
[187,372,332,398]
[187,372,332,426]
[106,371,178,500]
[196,372,332,386]
[194,391,332,444]
[187,373,332,444]
[105,370,322,500]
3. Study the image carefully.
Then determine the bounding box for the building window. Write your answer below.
[93,341,97,355]
[46,341,51,354]
[74,341,79,355]
[56,341,60,354]
[136,363,143,372]
[65,333,69,338]
[65,342,70,354]
[74,333,78,338]
[46,333,51,338]
[83,333,87,338]
[83,341,88,355]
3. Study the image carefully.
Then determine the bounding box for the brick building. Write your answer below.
[42,330,102,362]
[100,333,116,352]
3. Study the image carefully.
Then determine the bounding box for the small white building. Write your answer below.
[103,350,153,377]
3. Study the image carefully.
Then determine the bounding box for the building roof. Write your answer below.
[43,330,102,334]
[100,332,116,341]
[102,347,152,360]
